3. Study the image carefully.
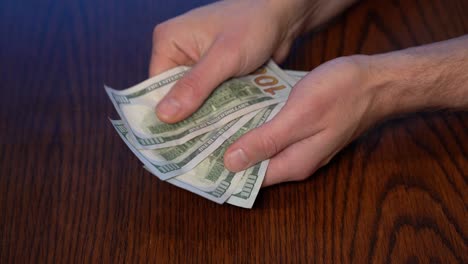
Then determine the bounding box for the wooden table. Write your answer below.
[1,0,467,262]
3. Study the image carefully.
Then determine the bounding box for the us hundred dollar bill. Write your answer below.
[112,119,241,203]
[110,110,259,180]
[165,104,282,204]
[224,73,307,208]
[105,61,293,150]
[112,104,282,204]
[226,159,269,208]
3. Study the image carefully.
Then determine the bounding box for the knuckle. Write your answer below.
[223,43,240,61]
[328,56,359,69]
[259,131,279,159]
[284,172,307,183]
[176,71,205,99]
[326,55,365,77]
[320,150,337,167]
[153,23,167,39]
[294,173,310,182]
[217,36,238,54]
[321,157,333,167]
[214,37,242,72]
[289,167,314,182]
[287,163,319,182]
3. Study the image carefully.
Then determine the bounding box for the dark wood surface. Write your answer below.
[1,0,467,263]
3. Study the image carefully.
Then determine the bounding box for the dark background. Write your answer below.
[1,0,467,263]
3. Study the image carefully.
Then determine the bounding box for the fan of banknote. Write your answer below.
[105,61,307,208]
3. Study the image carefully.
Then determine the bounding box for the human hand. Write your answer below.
[150,0,357,123]
[224,35,468,187]
[223,56,382,186]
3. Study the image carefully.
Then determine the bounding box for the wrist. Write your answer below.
[266,0,357,41]
[263,0,310,41]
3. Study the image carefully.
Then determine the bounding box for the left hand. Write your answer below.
[223,55,383,186]
[223,35,468,187]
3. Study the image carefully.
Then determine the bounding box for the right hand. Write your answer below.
[150,0,356,123]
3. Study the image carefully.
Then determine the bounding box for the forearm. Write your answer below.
[367,35,468,119]
[266,0,359,41]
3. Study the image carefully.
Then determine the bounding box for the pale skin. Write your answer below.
[150,0,468,187]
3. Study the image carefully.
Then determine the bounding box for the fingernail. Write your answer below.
[157,98,180,119]
[225,149,249,171]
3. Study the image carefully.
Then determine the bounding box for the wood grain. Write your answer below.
[0,0,466,263]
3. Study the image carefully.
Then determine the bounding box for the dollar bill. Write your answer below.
[107,68,302,207]
[226,159,269,208]
[223,72,306,208]
[112,104,282,204]
[113,118,241,203]
[105,61,292,150]
[169,103,282,207]
[113,103,279,203]
[165,104,282,204]
[110,110,259,180]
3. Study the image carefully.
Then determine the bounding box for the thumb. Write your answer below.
[223,108,304,172]
[155,38,242,123]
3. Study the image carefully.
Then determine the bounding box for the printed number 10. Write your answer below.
[253,67,286,95]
